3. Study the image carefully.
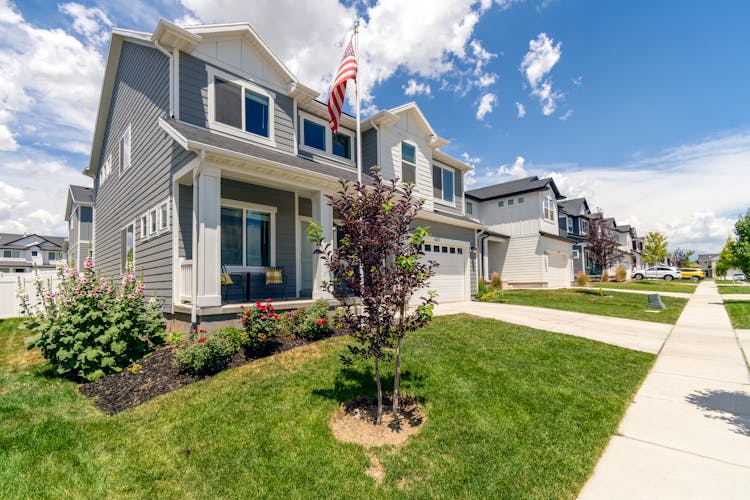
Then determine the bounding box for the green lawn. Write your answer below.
[501,288,688,324]
[0,316,654,498]
[717,285,750,294]
[585,280,696,294]
[724,301,750,329]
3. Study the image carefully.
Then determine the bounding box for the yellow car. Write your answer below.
[679,268,705,281]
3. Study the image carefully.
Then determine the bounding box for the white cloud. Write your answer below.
[461,152,481,164]
[515,101,526,118]
[179,0,499,110]
[572,75,583,86]
[498,156,528,179]
[403,79,431,96]
[476,93,497,120]
[59,3,112,47]
[520,33,563,116]
[0,124,17,151]
[559,109,573,121]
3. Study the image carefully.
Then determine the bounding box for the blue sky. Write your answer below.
[0,0,748,252]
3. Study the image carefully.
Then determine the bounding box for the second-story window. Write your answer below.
[465,201,473,215]
[210,68,274,144]
[580,219,589,235]
[332,132,351,159]
[432,165,455,204]
[3,250,21,259]
[300,112,353,161]
[543,194,556,222]
[118,125,131,175]
[401,142,417,184]
[567,216,574,233]
[303,119,326,151]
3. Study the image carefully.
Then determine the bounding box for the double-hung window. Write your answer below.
[48,251,58,261]
[121,222,135,272]
[401,142,417,184]
[220,201,276,269]
[300,112,353,161]
[432,165,455,204]
[580,219,589,235]
[118,124,131,175]
[465,201,473,215]
[567,216,574,233]
[209,68,274,145]
[3,250,21,259]
[543,194,556,222]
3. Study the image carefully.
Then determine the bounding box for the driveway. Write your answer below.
[434,301,671,354]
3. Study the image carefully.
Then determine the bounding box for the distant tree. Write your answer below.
[719,208,750,276]
[642,232,669,266]
[671,248,697,267]
[716,238,734,278]
[586,214,623,274]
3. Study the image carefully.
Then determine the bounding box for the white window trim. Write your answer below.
[572,249,580,259]
[140,198,171,240]
[465,200,473,216]
[400,140,418,184]
[121,220,136,274]
[159,200,169,232]
[298,110,355,165]
[207,66,276,148]
[220,198,277,272]
[433,164,457,207]
[118,124,132,176]
[567,216,574,233]
[518,196,525,204]
[543,194,556,222]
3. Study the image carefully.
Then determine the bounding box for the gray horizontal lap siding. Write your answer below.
[572,243,584,275]
[416,219,478,294]
[221,179,297,298]
[93,41,177,308]
[361,128,377,171]
[179,52,295,154]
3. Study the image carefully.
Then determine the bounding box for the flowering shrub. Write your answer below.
[476,274,504,303]
[238,300,281,350]
[280,299,333,340]
[174,329,238,374]
[20,258,165,381]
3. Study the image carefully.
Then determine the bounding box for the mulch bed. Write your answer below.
[79,336,315,416]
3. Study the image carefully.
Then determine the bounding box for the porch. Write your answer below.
[171,157,340,316]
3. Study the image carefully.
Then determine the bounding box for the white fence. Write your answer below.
[0,271,61,319]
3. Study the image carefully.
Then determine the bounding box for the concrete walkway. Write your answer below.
[434,301,672,354]
[579,281,750,499]
[720,294,750,301]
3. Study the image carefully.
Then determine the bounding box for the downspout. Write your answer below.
[153,39,174,118]
[190,150,205,331]
[372,121,381,169]
[475,229,487,282]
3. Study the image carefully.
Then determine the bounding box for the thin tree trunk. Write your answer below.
[375,356,383,424]
[393,304,405,416]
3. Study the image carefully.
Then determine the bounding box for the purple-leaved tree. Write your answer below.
[308,168,437,422]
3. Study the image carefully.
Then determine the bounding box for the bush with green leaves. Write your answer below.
[174,330,238,375]
[476,273,504,302]
[20,258,165,382]
[281,299,333,340]
[238,300,281,350]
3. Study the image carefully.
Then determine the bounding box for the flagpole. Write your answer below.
[353,21,362,185]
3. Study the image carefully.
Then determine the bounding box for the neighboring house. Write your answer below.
[557,197,592,277]
[0,233,66,274]
[466,176,574,288]
[599,217,639,278]
[82,20,480,328]
[65,185,94,270]
[697,253,719,277]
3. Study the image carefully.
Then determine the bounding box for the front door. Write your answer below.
[300,219,314,295]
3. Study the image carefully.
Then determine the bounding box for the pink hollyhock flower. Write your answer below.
[197,337,207,343]
[316,318,328,326]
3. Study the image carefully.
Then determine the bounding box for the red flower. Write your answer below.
[317,318,328,326]
[185,449,191,455]
[255,301,262,308]
[266,298,273,303]
[241,318,247,323]
[240,305,244,310]
[261,314,267,320]
[245,310,252,316]
[197,337,207,343]
[199,329,207,334]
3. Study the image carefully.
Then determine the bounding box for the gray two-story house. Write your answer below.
[64,185,94,270]
[0,233,66,274]
[83,20,481,329]
[557,197,591,277]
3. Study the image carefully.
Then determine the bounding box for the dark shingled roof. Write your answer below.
[165,119,365,183]
[0,233,65,249]
[558,197,589,215]
[69,185,93,204]
[466,176,564,201]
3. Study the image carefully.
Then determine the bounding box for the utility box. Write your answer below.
[648,293,666,310]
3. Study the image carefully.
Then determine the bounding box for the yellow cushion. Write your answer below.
[220,273,234,286]
[266,268,283,285]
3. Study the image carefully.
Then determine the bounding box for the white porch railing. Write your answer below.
[179,259,193,303]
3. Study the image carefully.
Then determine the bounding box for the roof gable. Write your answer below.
[0,233,64,249]
[466,176,564,201]
[66,185,93,220]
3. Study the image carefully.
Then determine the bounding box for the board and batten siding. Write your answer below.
[93,41,188,308]
[361,128,378,171]
[178,52,295,154]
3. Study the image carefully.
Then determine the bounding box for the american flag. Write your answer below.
[327,39,357,133]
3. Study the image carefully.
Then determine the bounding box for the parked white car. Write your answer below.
[734,273,746,282]
[632,266,683,281]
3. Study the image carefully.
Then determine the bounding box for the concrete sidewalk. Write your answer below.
[434,301,672,354]
[720,294,750,301]
[579,281,750,499]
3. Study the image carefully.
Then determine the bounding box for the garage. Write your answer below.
[546,253,571,288]
[421,241,469,302]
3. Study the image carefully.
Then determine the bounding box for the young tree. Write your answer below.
[585,214,623,275]
[309,168,436,422]
[642,232,669,266]
[716,237,734,278]
[718,208,750,277]
[671,248,696,267]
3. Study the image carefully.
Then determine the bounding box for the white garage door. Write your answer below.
[547,253,571,288]
[422,242,467,302]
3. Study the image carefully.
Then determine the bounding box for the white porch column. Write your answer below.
[311,191,333,300]
[197,164,221,307]
[482,237,490,281]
